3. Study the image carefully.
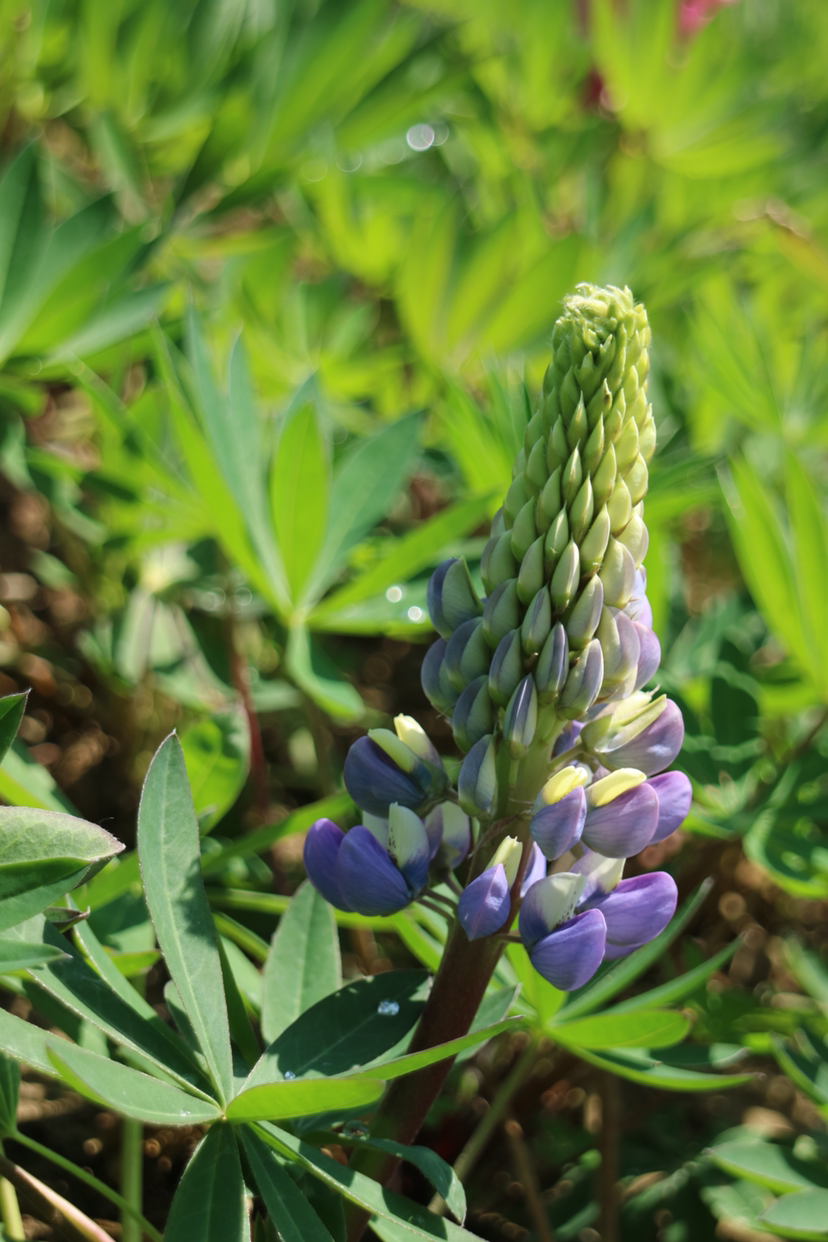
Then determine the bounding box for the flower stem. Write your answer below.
[428,1038,538,1215]
[120,1119,144,1242]
[0,1145,24,1242]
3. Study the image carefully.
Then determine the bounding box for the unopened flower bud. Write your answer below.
[517,535,545,604]
[458,733,498,817]
[421,638,459,714]
[482,579,521,647]
[598,538,636,608]
[535,622,569,704]
[444,618,491,691]
[559,638,603,717]
[510,499,538,561]
[428,558,483,637]
[579,505,611,576]
[550,540,580,612]
[393,715,441,765]
[521,588,552,656]
[481,533,518,596]
[452,676,495,752]
[566,576,604,649]
[489,629,524,706]
[346,732,447,817]
[502,676,538,758]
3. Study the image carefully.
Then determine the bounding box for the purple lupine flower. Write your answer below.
[633,624,661,691]
[521,842,547,896]
[519,873,607,991]
[582,694,684,776]
[344,729,447,817]
[580,871,678,959]
[581,770,660,858]
[458,838,521,941]
[304,804,431,916]
[530,787,586,861]
[649,771,693,843]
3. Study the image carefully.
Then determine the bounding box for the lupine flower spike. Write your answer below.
[305,284,691,994]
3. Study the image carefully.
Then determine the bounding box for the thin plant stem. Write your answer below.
[120,1119,143,1242]
[504,1117,555,1242]
[0,1144,24,1242]
[11,1130,162,1242]
[598,1071,621,1242]
[428,1039,538,1216]
[417,896,454,920]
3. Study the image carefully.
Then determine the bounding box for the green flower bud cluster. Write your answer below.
[425,285,657,808]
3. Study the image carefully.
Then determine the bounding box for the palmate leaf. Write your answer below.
[758,1190,828,1240]
[137,734,234,1103]
[0,808,123,933]
[708,1140,828,1196]
[180,706,250,835]
[570,1044,753,1091]
[47,1041,221,1127]
[261,881,342,1045]
[226,1076,386,1122]
[551,1010,691,1051]
[241,1129,336,1242]
[270,389,331,605]
[165,1124,250,1242]
[344,1136,466,1224]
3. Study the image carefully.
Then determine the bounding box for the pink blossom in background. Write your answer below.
[679,0,740,37]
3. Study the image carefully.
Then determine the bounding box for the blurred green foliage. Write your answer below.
[1,0,828,1237]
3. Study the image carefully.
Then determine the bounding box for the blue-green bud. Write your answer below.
[591,443,617,507]
[482,579,521,647]
[566,576,604,649]
[544,509,570,572]
[481,532,518,595]
[452,676,495,752]
[607,477,632,535]
[598,537,636,608]
[421,638,459,714]
[558,638,603,718]
[562,446,583,505]
[489,629,525,706]
[504,473,530,523]
[580,505,611,576]
[444,617,491,692]
[502,675,539,758]
[510,498,538,561]
[550,540,580,613]
[428,557,483,637]
[521,587,552,656]
[536,468,562,534]
[458,733,498,817]
[517,535,545,604]
[525,437,548,491]
[617,510,648,567]
[569,476,594,543]
[535,622,569,704]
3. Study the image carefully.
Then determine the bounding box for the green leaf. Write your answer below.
[787,453,828,698]
[304,414,422,603]
[258,1123,496,1242]
[165,1124,251,1242]
[506,942,565,1028]
[551,1009,691,1050]
[12,916,215,1096]
[358,1017,523,1083]
[217,937,261,1070]
[245,972,428,1088]
[759,1190,828,1240]
[225,1075,386,1122]
[137,733,233,1103]
[568,1045,753,1091]
[312,496,493,619]
[0,808,123,933]
[240,1129,336,1242]
[0,1051,20,1136]
[0,937,66,972]
[0,741,79,813]
[0,692,26,765]
[708,1141,828,1195]
[261,881,342,1045]
[348,1137,466,1224]
[0,1001,58,1076]
[270,393,331,606]
[724,458,808,684]
[285,625,365,723]
[180,707,250,835]
[611,940,739,1014]
[772,1037,828,1106]
[560,880,713,1020]
[47,1041,222,1126]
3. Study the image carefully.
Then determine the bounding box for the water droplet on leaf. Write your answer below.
[377,1000,400,1016]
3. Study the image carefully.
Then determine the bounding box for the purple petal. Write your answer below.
[530,787,586,861]
[387,805,431,894]
[458,865,512,941]
[584,872,677,958]
[553,722,583,756]
[581,782,660,857]
[528,909,607,991]
[605,699,685,776]
[304,820,351,911]
[649,771,692,843]
[344,736,432,817]
[336,825,412,916]
[520,843,548,897]
[633,624,661,691]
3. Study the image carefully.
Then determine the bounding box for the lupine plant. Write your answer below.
[303,285,698,1230]
[0,284,753,1241]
